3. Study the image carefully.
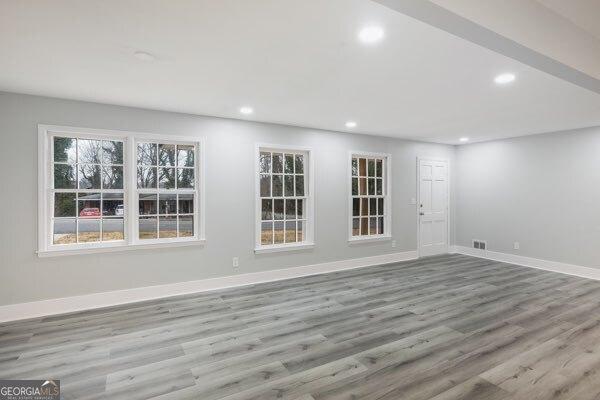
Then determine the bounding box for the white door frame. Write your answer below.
[416,157,450,258]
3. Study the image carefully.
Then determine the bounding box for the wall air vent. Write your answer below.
[473,240,487,250]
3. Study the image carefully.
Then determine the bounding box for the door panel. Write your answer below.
[432,180,445,211]
[420,180,432,211]
[419,159,448,256]
[433,219,446,244]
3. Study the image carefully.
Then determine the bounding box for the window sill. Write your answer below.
[254,242,315,254]
[37,239,206,258]
[348,235,392,245]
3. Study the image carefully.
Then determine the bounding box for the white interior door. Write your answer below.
[418,158,448,256]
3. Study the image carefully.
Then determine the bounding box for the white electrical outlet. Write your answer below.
[513,242,520,250]
[391,240,396,248]
[232,257,239,268]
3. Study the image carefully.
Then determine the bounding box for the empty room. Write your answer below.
[2,0,600,399]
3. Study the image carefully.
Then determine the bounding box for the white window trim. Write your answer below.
[347,150,392,243]
[254,143,315,254]
[37,124,206,257]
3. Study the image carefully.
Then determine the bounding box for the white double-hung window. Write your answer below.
[48,134,125,245]
[349,152,391,241]
[38,125,205,256]
[136,141,197,241]
[255,145,314,253]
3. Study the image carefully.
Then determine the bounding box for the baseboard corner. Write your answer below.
[453,245,600,282]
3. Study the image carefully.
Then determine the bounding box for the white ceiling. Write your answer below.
[429,0,600,81]
[538,0,600,40]
[1,0,600,144]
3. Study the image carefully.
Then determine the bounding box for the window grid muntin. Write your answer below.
[136,141,198,240]
[138,193,195,239]
[259,150,308,246]
[51,136,125,245]
[52,137,124,191]
[351,156,387,237]
[136,142,195,190]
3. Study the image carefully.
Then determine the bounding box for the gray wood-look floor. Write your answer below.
[3,254,600,399]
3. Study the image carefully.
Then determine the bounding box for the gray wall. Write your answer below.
[0,92,456,306]
[456,126,600,268]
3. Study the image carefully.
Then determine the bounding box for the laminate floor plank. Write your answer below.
[3,255,600,399]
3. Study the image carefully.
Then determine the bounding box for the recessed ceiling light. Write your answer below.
[459,137,469,142]
[240,106,254,115]
[358,26,384,44]
[133,51,156,62]
[494,73,516,85]
[345,121,357,128]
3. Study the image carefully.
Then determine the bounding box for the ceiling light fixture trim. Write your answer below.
[494,73,516,85]
[240,106,254,115]
[358,26,385,44]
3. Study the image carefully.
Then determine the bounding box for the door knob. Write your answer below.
[419,212,425,216]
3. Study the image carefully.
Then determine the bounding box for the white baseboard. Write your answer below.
[0,250,418,323]
[454,245,600,281]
